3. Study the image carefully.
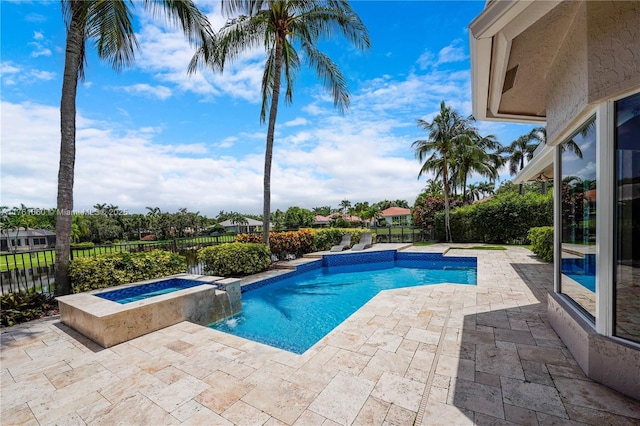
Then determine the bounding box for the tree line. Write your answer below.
[0,198,412,247]
[411,101,550,242]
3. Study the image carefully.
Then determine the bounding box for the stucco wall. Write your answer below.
[546,1,640,145]
[587,1,640,104]
[545,2,588,145]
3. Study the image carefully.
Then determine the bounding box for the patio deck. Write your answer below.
[1,245,638,425]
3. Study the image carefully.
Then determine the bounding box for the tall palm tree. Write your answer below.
[54,0,212,296]
[501,133,539,195]
[412,101,477,242]
[340,199,352,216]
[191,0,369,245]
[451,134,499,202]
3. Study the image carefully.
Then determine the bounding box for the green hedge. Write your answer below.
[528,226,554,262]
[198,243,271,276]
[69,250,187,293]
[435,192,552,244]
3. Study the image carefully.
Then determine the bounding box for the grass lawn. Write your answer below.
[1,235,235,272]
[454,245,507,250]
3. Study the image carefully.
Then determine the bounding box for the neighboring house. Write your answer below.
[315,214,365,227]
[0,228,56,252]
[217,218,264,234]
[314,215,331,227]
[469,0,639,398]
[380,207,412,226]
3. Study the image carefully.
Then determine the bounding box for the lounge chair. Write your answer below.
[330,234,351,252]
[351,232,373,251]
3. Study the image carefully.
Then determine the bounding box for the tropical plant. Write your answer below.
[450,133,499,202]
[501,132,539,195]
[412,101,477,242]
[423,179,444,197]
[54,1,212,296]
[190,0,369,245]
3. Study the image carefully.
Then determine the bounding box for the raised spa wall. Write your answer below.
[57,274,241,348]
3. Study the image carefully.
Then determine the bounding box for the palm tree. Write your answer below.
[54,1,212,295]
[340,199,352,216]
[451,134,499,202]
[467,183,481,202]
[501,133,539,195]
[478,181,495,199]
[191,0,369,245]
[423,179,443,197]
[412,101,477,242]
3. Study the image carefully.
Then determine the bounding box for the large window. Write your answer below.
[560,118,597,319]
[614,92,640,343]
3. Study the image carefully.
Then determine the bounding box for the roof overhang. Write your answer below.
[512,143,554,184]
[469,0,566,123]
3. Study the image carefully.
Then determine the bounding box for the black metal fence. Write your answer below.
[0,235,234,296]
[1,229,434,296]
[372,226,434,243]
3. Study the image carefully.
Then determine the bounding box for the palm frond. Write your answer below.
[87,0,138,71]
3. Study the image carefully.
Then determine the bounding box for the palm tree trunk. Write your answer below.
[442,154,452,242]
[55,10,83,296]
[262,37,284,246]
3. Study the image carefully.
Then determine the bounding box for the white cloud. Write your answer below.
[117,83,172,100]
[416,40,468,71]
[1,61,20,74]
[1,61,55,85]
[29,44,51,58]
[216,136,238,149]
[0,100,426,215]
[283,117,308,127]
[133,6,266,103]
[30,70,55,81]
[33,31,44,40]
[437,39,468,65]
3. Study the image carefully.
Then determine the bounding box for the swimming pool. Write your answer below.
[95,278,208,304]
[209,251,476,354]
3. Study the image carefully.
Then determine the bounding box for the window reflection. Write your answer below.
[560,118,596,319]
[614,92,640,343]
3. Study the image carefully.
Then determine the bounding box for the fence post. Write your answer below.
[172,239,178,253]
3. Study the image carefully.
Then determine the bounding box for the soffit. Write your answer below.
[498,1,581,117]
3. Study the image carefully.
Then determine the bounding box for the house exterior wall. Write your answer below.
[546,1,640,145]
[546,2,589,145]
[587,1,640,104]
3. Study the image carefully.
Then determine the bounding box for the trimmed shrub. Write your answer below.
[312,228,344,251]
[435,192,552,244]
[70,250,187,292]
[1,292,58,327]
[269,229,315,259]
[528,226,554,262]
[235,233,262,243]
[70,242,95,248]
[198,243,271,276]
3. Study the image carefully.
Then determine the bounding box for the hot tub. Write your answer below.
[57,274,241,348]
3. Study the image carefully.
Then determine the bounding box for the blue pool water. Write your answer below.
[96,278,206,304]
[209,252,476,354]
[562,256,596,292]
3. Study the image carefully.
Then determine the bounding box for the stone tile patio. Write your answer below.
[1,245,639,425]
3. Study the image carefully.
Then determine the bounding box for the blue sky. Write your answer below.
[1,1,535,217]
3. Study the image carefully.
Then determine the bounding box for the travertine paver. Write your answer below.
[1,245,639,425]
